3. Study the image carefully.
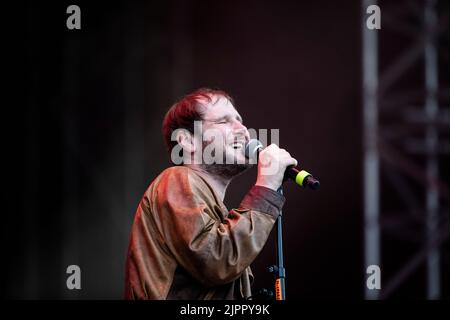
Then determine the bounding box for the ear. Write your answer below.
[175,129,196,154]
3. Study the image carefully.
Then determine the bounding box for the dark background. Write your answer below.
[3,0,449,299]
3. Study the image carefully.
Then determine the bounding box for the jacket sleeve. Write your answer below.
[150,168,285,287]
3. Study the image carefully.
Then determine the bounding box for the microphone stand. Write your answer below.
[268,187,286,300]
[244,140,320,300]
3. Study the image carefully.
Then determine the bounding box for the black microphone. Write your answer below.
[245,139,320,190]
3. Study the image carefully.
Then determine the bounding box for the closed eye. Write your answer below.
[209,115,243,125]
[213,117,229,124]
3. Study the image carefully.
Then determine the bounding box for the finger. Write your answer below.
[269,143,280,150]
[285,157,298,167]
[279,150,292,160]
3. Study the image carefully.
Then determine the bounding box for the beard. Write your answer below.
[199,162,252,179]
[198,140,253,179]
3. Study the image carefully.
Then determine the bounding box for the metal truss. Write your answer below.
[362,0,450,299]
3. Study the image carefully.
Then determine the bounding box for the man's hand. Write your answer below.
[255,144,298,191]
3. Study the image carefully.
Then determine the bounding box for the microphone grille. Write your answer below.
[245,139,263,160]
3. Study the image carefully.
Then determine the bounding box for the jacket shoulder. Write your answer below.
[157,166,193,185]
[150,166,205,194]
[153,166,216,202]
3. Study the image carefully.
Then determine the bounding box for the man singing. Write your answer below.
[124,88,297,299]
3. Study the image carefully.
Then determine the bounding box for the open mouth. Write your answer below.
[231,141,245,149]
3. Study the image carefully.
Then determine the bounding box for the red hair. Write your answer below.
[162,88,233,160]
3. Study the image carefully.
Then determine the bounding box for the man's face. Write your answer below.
[199,95,250,167]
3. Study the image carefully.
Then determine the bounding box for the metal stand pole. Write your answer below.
[269,187,286,300]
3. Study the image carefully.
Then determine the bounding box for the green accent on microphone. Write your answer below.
[295,170,311,187]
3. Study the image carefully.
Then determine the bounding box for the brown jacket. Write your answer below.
[124,166,285,299]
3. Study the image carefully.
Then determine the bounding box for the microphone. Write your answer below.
[245,139,320,190]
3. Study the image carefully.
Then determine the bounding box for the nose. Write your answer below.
[230,118,245,130]
[233,120,249,140]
